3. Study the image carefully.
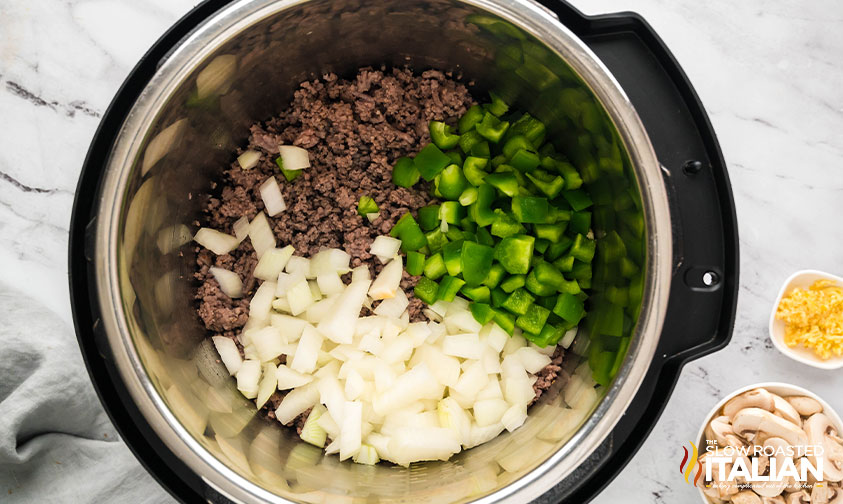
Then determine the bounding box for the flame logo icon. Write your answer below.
[679,441,703,487]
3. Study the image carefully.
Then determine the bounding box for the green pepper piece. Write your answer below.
[511,196,549,224]
[562,189,593,211]
[500,274,526,293]
[461,285,491,303]
[502,135,533,159]
[552,255,575,273]
[507,113,546,147]
[475,112,510,143]
[602,230,627,263]
[530,323,564,347]
[463,156,489,186]
[459,217,476,233]
[492,308,516,335]
[470,140,491,158]
[570,233,596,263]
[525,270,557,296]
[609,336,631,378]
[491,287,508,307]
[418,204,441,231]
[545,236,574,260]
[392,156,420,187]
[526,170,564,198]
[552,292,585,323]
[484,172,519,197]
[491,154,507,168]
[443,240,464,277]
[534,238,550,254]
[438,164,468,200]
[445,150,463,166]
[475,226,495,247]
[275,157,302,181]
[414,144,451,181]
[482,263,507,289]
[458,105,485,134]
[533,261,565,288]
[414,277,439,304]
[590,350,615,387]
[391,213,427,251]
[357,196,379,216]
[558,161,583,190]
[491,210,525,239]
[423,253,447,279]
[501,288,535,316]
[516,304,550,335]
[445,227,464,241]
[424,229,448,253]
[494,234,534,274]
[534,223,567,243]
[558,278,581,295]
[429,121,460,150]
[406,251,426,276]
[459,130,484,154]
[578,277,592,290]
[437,275,466,302]
[569,260,592,280]
[510,149,540,173]
[459,187,478,206]
[486,91,509,117]
[461,241,494,286]
[439,201,465,225]
[569,211,591,235]
[471,184,497,227]
[469,302,496,324]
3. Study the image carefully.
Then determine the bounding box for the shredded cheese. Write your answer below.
[775,279,843,360]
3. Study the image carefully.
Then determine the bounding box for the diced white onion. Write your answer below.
[278,145,310,170]
[286,278,315,316]
[373,288,408,318]
[365,212,380,223]
[209,267,243,298]
[289,325,323,374]
[237,150,261,170]
[275,383,319,424]
[250,326,286,362]
[232,216,250,241]
[248,212,276,258]
[259,177,286,216]
[254,246,294,281]
[316,273,345,296]
[256,362,278,409]
[310,248,351,277]
[339,401,362,461]
[276,365,313,390]
[368,257,403,300]
[442,333,484,360]
[212,336,242,375]
[317,279,371,345]
[194,228,239,255]
[560,326,578,349]
[370,236,402,262]
[236,360,261,399]
[285,256,312,278]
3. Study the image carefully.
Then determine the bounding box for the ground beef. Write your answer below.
[532,346,567,404]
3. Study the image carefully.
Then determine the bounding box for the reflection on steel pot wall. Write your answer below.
[91,0,671,502]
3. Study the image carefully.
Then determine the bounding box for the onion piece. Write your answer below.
[194,228,239,255]
[373,288,408,318]
[249,281,277,323]
[300,405,328,448]
[513,347,552,374]
[270,313,307,342]
[285,256,312,278]
[259,176,287,216]
[310,248,351,277]
[286,278,315,316]
[368,257,403,300]
[237,150,261,170]
[370,236,402,263]
[290,325,323,374]
[209,267,243,298]
[442,334,484,360]
[317,279,371,345]
[278,145,310,170]
[560,326,578,349]
[253,245,294,281]
[256,362,278,409]
[339,401,363,461]
[276,364,313,390]
[250,326,286,362]
[212,336,242,375]
[248,212,276,258]
[236,360,261,399]
[501,404,528,432]
[316,273,345,296]
[275,382,319,424]
[232,216,250,241]
[365,212,380,223]
[473,399,510,427]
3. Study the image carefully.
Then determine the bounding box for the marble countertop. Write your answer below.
[1,0,841,502]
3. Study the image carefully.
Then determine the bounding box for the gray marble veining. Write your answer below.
[1,0,840,502]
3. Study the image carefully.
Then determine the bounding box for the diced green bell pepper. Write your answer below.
[439,201,465,225]
[461,241,494,286]
[423,253,447,279]
[493,308,516,335]
[437,275,466,302]
[458,105,485,134]
[414,277,439,304]
[471,184,497,227]
[460,216,477,233]
[553,293,585,323]
[620,257,640,277]
[605,285,629,307]
[275,157,302,181]
[463,156,488,186]
[445,150,463,166]
[438,164,468,200]
[500,274,525,293]
[461,285,491,303]
[391,213,427,251]
[494,234,534,274]
[502,135,532,159]
[459,187,478,206]
[357,196,379,216]
[510,149,540,173]
[491,210,525,238]
[414,144,451,181]
[485,91,509,117]
[491,287,508,307]
[526,170,564,198]
[545,236,574,261]
[475,112,510,143]
[424,229,448,253]
[475,226,495,247]
[470,141,491,158]
[552,255,575,272]
[534,238,550,254]
[392,157,420,187]
[562,189,593,211]
[445,227,464,241]
[525,269,556,296]
[569,211,591,235]
[429,121,460,150]
[508,113,546,147]
[406,251,425,276]
[511,196,549,223]
[482,263,507,289]
[534,261,565,289]
[501,288,535,316]
[443,240,464,277]
[601,230,627,263]
[515,304,550,335]
[485,172,519,197]
[534,222,567,243]
[569,260,592,280]
[469,302,496,324]
[529,323,564,347]
[459,130,484,154]
[491,154,507,168]
[590,350,615,387]
[558,278,581,295]
[418,204,441,231]
[570,233,596,263]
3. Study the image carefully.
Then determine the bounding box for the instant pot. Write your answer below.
[69,0,739,502]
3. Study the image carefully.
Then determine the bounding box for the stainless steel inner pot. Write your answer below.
[94,0,672,502]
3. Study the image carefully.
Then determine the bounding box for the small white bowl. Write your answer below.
[695,382,843,504]
[769,269,843,370]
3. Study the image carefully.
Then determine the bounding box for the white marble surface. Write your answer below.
[1,0,841,502]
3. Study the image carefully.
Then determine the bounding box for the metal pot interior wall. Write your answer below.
[99,0,663,502]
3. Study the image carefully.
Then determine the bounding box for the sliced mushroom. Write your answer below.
[772,394,803,426]
[732,408,809,447]
[785,490,810,504]
[700,453,728,503]
[786,396,823,417]
[732,490,763,504]
[762,496,785,504]
[706,448,743,499]
[828,484,843,504]
[754,437,792,497]
[724,388,776,419]
[788,457,819,491]
[707,415,747,448]
[755,453,770,476]
[804,413,843,482]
